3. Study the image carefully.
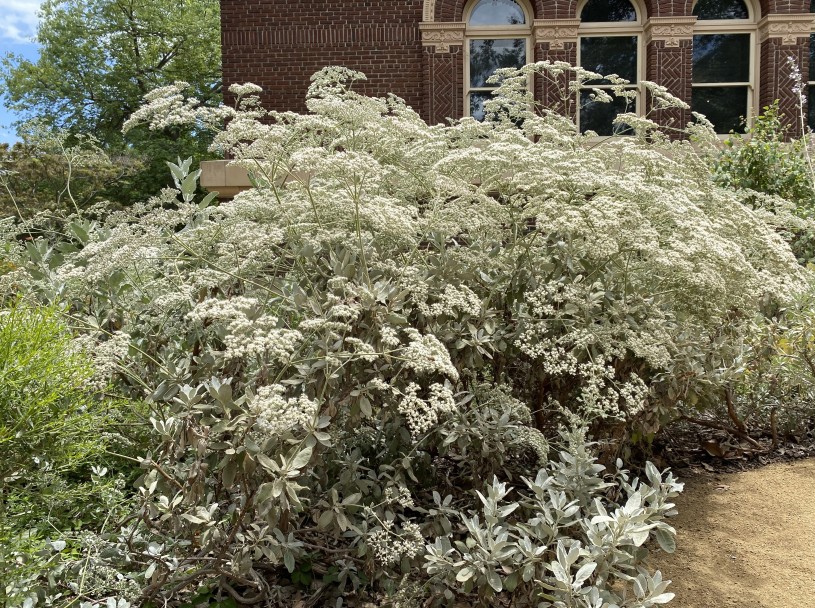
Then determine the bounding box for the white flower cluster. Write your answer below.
[576,359,623,420]
[402,329,459,380]
[384,486,415,509]
[618,374,650,416]
[187,297,302,362]
[228,82,263,98]
[418,283,482,318]
[344,337,378,362]
[367,520,424,567]
[367,377,391,392]
[123,81,238,134]
[513,426,550,467]
[249,385,318,437]
[515,337,579,375]
[380,326,400,348]
[54,223,164,286]
[398,382,456,439]
[73,331,131,392]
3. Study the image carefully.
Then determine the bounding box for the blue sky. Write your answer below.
[0,0,42,144]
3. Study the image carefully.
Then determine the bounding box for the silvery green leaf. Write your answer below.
[290,446,313,471]
[572,562,596,588]
[498,502,519,518]
[650,593,676,604]
[486,570,502,592]
[645,461,662,487]
[630,529,650,547]
[551,561,570,585]
[318,510,334,529]
[456,566,475,582]
[633,575,647,598]
[654,528,676,553]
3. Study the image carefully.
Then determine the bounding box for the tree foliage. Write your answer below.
[0,0,221,203]
[0,123,142,218]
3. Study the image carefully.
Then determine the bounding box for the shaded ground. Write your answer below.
[650,459,815,608]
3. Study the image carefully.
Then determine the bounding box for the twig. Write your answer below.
[680,415,763,450]
[724,386,747,434]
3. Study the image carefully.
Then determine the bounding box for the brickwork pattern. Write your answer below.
[760,36,809,136]
[220,0,425,114]
[220,0,815,132]
[423,45,463,124]
[647,40,692,131]
[534,42,578,117]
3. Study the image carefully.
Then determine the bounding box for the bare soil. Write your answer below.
[650,459,815,608]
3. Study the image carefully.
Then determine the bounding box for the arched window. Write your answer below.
[692,0,755,134]
[465,0,532,120]
[577,0,641,135]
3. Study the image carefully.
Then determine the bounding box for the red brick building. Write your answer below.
[218,0,815,135]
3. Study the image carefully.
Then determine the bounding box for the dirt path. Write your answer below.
[650,459,815,608]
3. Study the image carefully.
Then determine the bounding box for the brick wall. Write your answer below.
[220,0,814,132]
[423,45,463,124]
[647,39,693,132]
[220,0,424,114]
[534,42,578,118]
[760,36,809,136]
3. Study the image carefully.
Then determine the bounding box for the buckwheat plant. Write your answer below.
[1,64,807,606]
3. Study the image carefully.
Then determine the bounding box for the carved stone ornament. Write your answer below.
[533,19,579,50]
[759,15,813,46]
[419,22,465,53]
[423,0,436,23]
[645,17,696,48]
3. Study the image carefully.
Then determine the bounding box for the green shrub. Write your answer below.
[0,302,140,608]
[0,301,100,479]
[713,101,815,263]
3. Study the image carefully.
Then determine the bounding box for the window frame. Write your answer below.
[808,6,815,130]
[463,0,534,120]
[576,0,644,135]
[691,0,758,134]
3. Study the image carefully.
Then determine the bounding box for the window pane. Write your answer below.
[809,85,815,130]
[692,87,748,133]
[469,0,525,26]
[469,92,491,121]
[580,0,637,22]
[693,34,750,83]
[579,91,636,135]
[470,39,526,88]
[581,37,638,83]
[810,34,815,82]
[693,0,749,20]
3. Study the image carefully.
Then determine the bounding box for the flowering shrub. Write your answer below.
[0,64,808,605]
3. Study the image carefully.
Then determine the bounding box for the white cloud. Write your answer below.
[0,0,42,44]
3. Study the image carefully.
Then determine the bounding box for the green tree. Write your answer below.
[1,122,142,218]
[0,0,221,203]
